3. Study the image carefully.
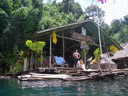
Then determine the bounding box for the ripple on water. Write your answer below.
[0,77,128,96]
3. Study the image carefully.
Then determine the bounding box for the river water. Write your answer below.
[0,77,128,96]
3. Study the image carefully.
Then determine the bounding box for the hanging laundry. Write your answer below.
[52,31,57,44]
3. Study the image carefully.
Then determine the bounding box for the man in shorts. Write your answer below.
[73,49,80,68]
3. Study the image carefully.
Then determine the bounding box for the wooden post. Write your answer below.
[107,47,109,57]
[49,33,52,68]
[40,49,43,68]
[62,32,65,60]
[35,54,37,69]
[84,49,86,69]
[31,52,33,70]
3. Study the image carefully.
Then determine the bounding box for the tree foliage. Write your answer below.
[57,0,83,20]
[105,16,128,44]
[0,0,84,69]
[85,4,105,25]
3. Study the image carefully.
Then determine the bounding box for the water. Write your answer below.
[0,77,128,96]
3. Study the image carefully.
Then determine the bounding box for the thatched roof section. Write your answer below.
[111,44,128,59]
[100,54,115,64]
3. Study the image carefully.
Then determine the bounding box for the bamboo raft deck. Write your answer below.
[18,68,128,81]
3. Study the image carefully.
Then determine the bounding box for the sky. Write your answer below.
[44,0,128,25]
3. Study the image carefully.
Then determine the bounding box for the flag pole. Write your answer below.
[96,3,103,54]
[96,0,102,72]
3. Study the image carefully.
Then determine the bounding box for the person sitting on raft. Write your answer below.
[77,59,86,71]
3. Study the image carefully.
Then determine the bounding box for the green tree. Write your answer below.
[107,16,128,44]
[85,4,105,25]
[38,3,74,30]
[57,0,83,20]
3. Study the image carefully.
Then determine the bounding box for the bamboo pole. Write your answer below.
[96,5,102,54]
[84,49,86,69]
[49,34,52,68]
[41,49,43,68]
[62,32,65,60]
[96,3,102,72]
[31,52,33,70]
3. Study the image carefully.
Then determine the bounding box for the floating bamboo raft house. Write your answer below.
[19,20,127,81]
[30,20,122,70]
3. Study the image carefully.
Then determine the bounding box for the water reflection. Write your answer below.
[18,78,128,96]
[1,77,128,96]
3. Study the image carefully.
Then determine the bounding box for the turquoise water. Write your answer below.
[0,77,128,96]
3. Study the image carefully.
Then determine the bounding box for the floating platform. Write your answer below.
[18,68,128,81]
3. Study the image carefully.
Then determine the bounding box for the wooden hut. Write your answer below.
[111,44,128,69]
[27,20,122,71]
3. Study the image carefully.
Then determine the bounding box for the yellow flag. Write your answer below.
[109,45,118,53]
[52,31,57,44]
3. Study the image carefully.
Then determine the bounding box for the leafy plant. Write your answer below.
[26,40,46,64]
[26,40,46,54]
[94,48,101,59]
[80,50,88,62]
[9,64,23,73]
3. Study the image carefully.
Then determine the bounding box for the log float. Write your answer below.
[18,69,128,81]
[18,73,71,81]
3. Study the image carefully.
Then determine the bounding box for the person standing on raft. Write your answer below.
[73,49,80,68]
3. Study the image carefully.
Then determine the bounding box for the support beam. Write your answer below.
[62,32,65,60]
[49,34,52,68]
[56,34,106,47]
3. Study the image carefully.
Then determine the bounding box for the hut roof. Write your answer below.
[34,20,122,50]
[101,54,115,64]
[111,44,128,60]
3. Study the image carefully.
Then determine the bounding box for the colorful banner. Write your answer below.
[98,0,107,4]
[98,0,116,4]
